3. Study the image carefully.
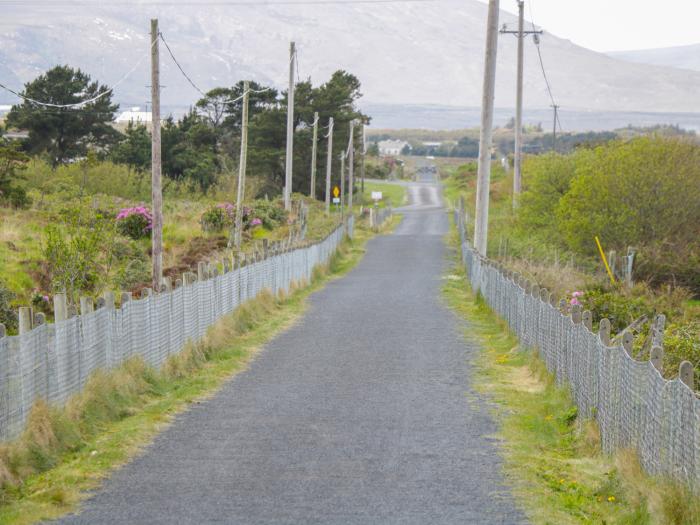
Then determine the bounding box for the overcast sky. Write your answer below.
[496,0,700,52]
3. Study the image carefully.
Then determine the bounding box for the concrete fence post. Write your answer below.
[599,318,611,346]
[68,305,78,318]
[558,299,567,314]
[679,361,694,390]
[141,288,153,299]
[175,278,183,288]
[162,277,172,292]
[18,307,33,334]
[34,312,46,326]
[54,293,68,322]
[0,323,5,338]
[650,345,664,373]
[95,297,106,309]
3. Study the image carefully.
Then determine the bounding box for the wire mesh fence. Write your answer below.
[369,206,392,229]
[0,217,353,442]
[455,211,700,486]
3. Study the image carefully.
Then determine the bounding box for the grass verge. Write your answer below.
[362,181,407,208]
[442,226,700,525]
[0,216,399,525]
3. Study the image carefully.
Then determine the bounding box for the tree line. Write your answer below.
[1,65,368,203]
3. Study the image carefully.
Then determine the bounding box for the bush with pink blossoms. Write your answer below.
[116,206,153,239]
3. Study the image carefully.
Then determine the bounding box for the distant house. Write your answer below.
[378,139,410,156]
[115,107,152,125]
[422,141,442,148]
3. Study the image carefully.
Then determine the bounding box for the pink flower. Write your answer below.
[251,218,262,227]
[43,295,50,302]
[570,298,581,306]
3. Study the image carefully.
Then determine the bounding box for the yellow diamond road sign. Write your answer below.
[333,186,340,198]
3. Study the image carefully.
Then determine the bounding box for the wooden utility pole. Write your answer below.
[501,2,542,208]
[233,81,250,249]
[347,120,355,211]
[310,112,319,199]
[284,41,296,211]
[551,104,559,152]
[325,117,334,215]
[339,152,345,216]
[360,123,366,205]
[474,0,500,256]
[150,19,163,291]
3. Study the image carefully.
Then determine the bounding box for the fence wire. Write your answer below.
[456,212,700,486]
[0,218,353,442]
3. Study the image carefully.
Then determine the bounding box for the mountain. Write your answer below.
[2,0,700,117]
[607,44,700,72]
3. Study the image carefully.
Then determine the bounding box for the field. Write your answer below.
[0,160,343,333]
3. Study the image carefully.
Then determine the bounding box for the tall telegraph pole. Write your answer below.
[233,81,250,249]
[551,104,559,152]
[284,42,296,211]
[310,112,319,199]
[325,117,334,215]
[360,123,366,204]
[339,152,345,216]
[474,0,500,256]
[500,1,541,208]
[150,19,163,291]
[347,121,355,211]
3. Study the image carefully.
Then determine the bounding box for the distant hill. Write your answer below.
[608,44,700,72]
[2,0,700,115]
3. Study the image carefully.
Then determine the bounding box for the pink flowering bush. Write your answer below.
[569,290,584,307]
[250,218,263,227]
[200,203,255,233]
[116,206,152,239]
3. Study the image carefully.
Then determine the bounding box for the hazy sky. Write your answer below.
[496,0,700,52]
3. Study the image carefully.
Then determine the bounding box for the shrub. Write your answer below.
[116,206,152,240]
[663,322,700,379]
[44,209,117,301]
[250,199,287,229]
[0,280,17,333]
[200,203,235,232]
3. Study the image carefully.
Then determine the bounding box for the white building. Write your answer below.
[378,139,410,156]
[115,107,152,124]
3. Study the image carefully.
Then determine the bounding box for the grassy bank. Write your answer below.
[0,215,399,524]
[361,181,407,208]
[443,226,700,524]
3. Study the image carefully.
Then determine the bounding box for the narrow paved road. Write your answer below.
[57,177,526,524]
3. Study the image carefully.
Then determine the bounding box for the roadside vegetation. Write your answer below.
[361,181,406,209]
[0,64,369,334]
[443,135,700,383]
[0,213,399,525]
[443,233,700,525]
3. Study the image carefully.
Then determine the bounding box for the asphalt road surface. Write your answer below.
[55,176,526,524]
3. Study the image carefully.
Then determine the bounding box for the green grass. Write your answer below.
[442,224,700,524]
[0,216,398,525]
[362,181,407,208]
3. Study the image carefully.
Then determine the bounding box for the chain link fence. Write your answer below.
[0,218,353,442]
[456,211,700,486]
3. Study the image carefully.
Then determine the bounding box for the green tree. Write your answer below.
[6,66,119,167]
[111,122,151,173]
[0,142,31,208]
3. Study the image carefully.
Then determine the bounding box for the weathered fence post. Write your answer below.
[80,296,94,316]
[18,307,33,334]
[582,310,593,331]
[679,361,694,390]
[198,261,208,282]
[622,331,634,357]
[162,277,172,293]
[650,346,664,373]
[54,293,68,322]
[34,312,46,326]
[599,318,611,345]
[571,304,582,324]
[141,288,153,299]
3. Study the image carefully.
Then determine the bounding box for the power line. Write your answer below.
[528,0,562,132]
[159,32,206,97]
[0,0,436,5]
[0,38,156,108]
